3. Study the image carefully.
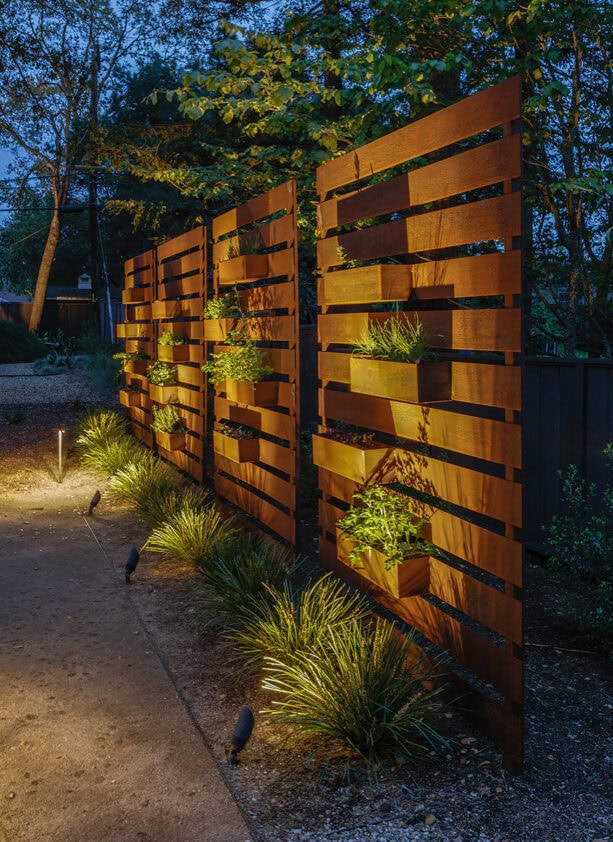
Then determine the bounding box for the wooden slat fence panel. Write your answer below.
[315,78,524,771]
[118,249,155,446]
[153,227,207,484]
[210,181,300,546]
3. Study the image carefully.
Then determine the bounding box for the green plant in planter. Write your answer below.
[147,360,177,386]
[202,339,272,385]
[112,347,147,363]
[215,421,258,440]
[338,485,434,569]
[158,330,187,346]
[151,404,186,434]
[353,316,429,363]
[204,288,243,320]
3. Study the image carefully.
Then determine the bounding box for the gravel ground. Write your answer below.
[0,362,103,405]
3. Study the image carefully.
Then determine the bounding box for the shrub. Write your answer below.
[261,618,448,770]
[542,444,613,651]
[198,533,295,629]
[84,349,122,391]
[144,500,238,568]
[230,573,368,672]
[0,320,47,363]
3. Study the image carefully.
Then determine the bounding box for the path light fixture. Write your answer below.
[125,547,140,584]
[87,490,101,515]
[228,705,254,765]
[58,429,65,483]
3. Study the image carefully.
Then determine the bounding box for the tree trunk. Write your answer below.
[28,207,61,333]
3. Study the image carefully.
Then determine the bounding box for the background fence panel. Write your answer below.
[152,227,207,484]
[210,181,300,546]
[315,77,524,771]
[118,250,156,446]
[524,359,613,550]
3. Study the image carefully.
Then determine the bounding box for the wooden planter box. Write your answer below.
[204,318,241,342]
[116,322,148,339]
[123,359,148,375]
[119,389,141,408]
[213,431,259,463]
[151,300,184,320]
[224,379,278,407]
[350,356,451,404]
[155,430,186,451]
[218,254,270,284]
[336,528,430,599]
[311,434,391,483]
[157,343,190,363]
[131,303,151,321]
[122,286,149,305]
[149,383,179,404]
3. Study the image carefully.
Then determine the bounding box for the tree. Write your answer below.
[0,0,150,332]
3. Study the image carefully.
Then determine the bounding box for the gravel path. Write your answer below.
[0,363,103,405]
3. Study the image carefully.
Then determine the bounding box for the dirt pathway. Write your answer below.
[0,462,252,841]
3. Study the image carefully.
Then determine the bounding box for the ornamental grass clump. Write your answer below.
[230,573,368,673]
[75,409,128,454]
[141,486,213,528]
[198,533,296,630]
[261,618,448,770]
[338,485,434,569]
[75,408,145,475]
[353,316,429,363]
[106,452,182,511]
[144,500,238,568]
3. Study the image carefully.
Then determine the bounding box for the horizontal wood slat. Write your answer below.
[316,77,521,197]
[318,134,522,234]
[319,352,521,411]
[320,387,522,467]
[216,474,295,544]
[157,227,205,260]
[157,251,204,281]
[318,194,521,268]
[213,181,297,239]
[319,309,521,353]
[318,251,521,306]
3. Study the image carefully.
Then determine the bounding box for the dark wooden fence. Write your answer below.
[1,300,98,336]
[524,358,613,551]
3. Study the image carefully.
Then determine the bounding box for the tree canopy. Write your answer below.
[0,0,610,353]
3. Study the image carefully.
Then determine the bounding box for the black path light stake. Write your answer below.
[87,490,101,515]
[125,547,140,584]
[228,705,254,765]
